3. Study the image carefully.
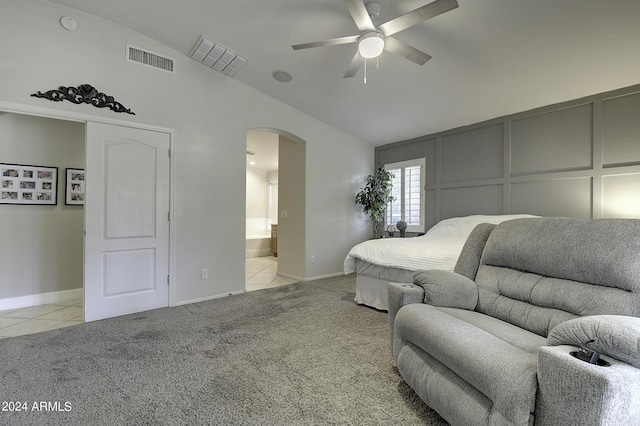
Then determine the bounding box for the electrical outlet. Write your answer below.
[310,255,316,264]
[201,268,208,279]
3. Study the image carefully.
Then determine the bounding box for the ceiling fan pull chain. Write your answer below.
[364,58,367,84]
[376,56,379,71]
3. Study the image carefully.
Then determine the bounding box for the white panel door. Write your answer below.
[84,122,170,322]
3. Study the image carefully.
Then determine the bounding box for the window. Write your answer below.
[385,158,425,233]
[268,182,278,229]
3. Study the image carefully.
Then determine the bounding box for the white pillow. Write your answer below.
[425,214,539,240]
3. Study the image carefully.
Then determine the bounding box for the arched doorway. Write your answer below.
[245,129,306,290]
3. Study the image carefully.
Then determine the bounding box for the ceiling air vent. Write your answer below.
[127,44,175,73]
[189,36,247,77]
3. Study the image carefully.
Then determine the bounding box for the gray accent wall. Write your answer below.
[376,84,640,229]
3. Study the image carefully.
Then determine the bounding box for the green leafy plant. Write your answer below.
[355,166,395,239]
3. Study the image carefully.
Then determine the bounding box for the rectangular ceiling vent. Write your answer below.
[127,44,175,73]
[189,36,247,77]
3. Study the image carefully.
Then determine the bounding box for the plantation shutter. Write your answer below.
[386,167,402,226]
[384,158,425,232]
[405,165,422,226]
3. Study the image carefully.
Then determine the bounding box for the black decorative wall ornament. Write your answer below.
[31,84,135,115]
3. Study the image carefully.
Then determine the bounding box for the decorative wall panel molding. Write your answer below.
[376,84,640,224]
[31,84,135,115]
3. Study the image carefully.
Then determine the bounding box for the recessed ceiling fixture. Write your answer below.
[272,70,293,83]
[292,0,459,80]
[189,35,247,77]
[247,151,256,166]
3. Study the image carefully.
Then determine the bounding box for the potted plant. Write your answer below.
[396,220,407,237]
[355,166,395,239]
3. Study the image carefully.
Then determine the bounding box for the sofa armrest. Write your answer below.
[547,315,640,368]
[537,345,640,425]
[412,269,478,310]
[388,282,424,359]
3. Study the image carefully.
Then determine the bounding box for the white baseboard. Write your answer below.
[277,272,305,282]
[0,288,83,311]
[173,290,246,306]
[305,271,344,281]
[274,271,343,282]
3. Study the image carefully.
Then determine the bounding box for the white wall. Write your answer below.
[0,113,85,298]
[0,0,373,304]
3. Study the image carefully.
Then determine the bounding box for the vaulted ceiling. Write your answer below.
[50,0,640,146]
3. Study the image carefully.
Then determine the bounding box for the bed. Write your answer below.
[344,214,539,310]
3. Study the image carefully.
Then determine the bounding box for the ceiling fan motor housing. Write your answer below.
[365,2,381,18]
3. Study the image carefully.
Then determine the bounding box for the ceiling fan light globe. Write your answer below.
[358,32,385,58]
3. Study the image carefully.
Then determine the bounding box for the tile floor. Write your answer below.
[245,256,298,292]
[0,299,83,339]
[0,256,295,339]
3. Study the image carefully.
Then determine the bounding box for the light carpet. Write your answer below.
[0,274,447,425]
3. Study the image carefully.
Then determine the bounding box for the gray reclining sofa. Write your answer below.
[389,217,640,425]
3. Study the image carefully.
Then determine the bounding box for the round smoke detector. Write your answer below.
[60,16,78,31]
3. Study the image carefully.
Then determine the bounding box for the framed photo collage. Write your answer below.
[1,163,57,205]
[1,163,85,206]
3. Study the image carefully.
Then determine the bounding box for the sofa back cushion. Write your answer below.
[475,217,640,337]
[454,222,496,280]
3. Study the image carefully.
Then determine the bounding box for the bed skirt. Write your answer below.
[353,259,414,311]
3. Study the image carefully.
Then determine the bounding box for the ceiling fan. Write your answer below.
[292,0,459,78]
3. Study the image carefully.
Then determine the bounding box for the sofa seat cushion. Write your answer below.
[395,303,546,424]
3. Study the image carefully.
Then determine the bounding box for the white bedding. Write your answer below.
[344,214,539,275]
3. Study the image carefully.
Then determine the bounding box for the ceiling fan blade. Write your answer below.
[292,35,360,50]
[344,0,375,32]
[379,0,458,36]
[384,37,432,65]
[343,50,364,78]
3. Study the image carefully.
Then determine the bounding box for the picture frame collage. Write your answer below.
[1,163,58,205]
[65,168,85,205]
